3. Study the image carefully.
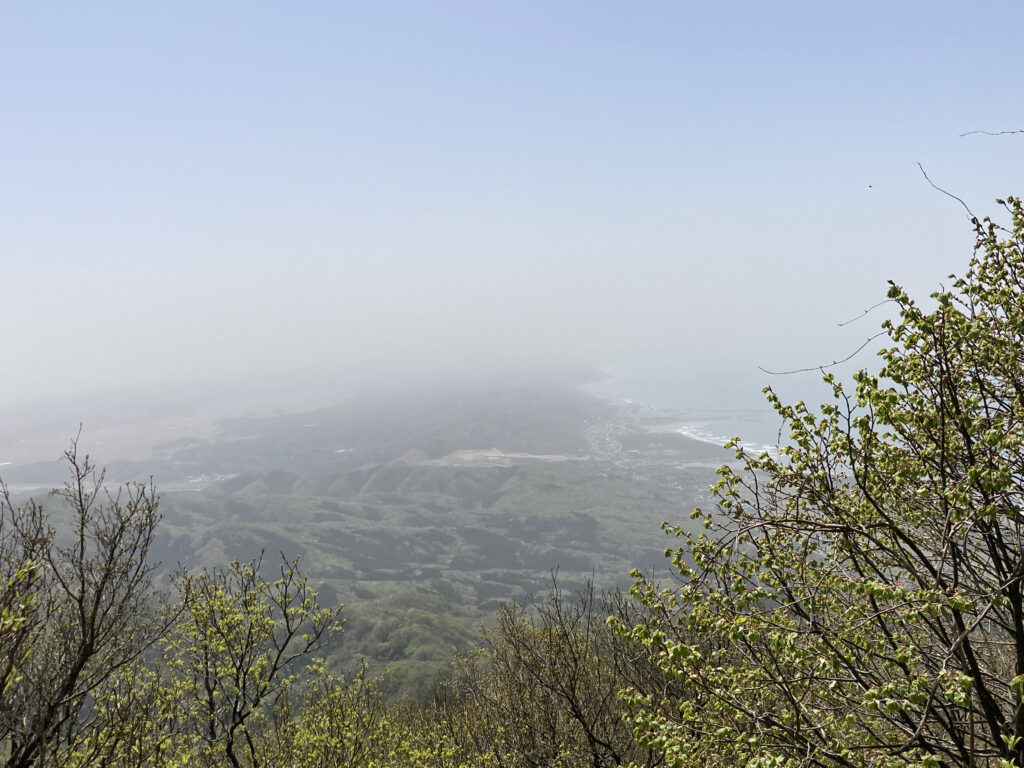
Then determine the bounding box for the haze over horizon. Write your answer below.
[3,1,1023,413]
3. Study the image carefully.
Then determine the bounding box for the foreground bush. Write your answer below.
[623,200,1024,768]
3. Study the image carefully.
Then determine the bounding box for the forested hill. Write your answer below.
[3,381,729,696]
[148,383,727,695]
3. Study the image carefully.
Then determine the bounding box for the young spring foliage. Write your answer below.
[449,580,668,768]
[623,198,1024,768]
[0,445,165,768]
[161,554,342,768]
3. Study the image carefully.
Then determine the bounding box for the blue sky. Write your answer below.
[2,1,1022,408]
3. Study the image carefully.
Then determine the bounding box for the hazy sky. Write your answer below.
[2,1,1022,409]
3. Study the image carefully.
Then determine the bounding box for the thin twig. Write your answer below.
[759,331,886,376]
[837,299,894,327]
[917,163,978,223]
[959,128,1024,137]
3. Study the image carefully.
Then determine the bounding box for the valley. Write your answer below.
[1,379,737,696]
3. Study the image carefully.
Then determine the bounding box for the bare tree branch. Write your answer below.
[837,299,895,327]
[959,128,1024,137]
[917,162,979,224]
[759,331,887,376]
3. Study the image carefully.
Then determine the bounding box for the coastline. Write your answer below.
[577,371,781,458]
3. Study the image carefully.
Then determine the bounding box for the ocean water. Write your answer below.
[581,362,790,455]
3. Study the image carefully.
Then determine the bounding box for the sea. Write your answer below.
[580,360,819,457]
